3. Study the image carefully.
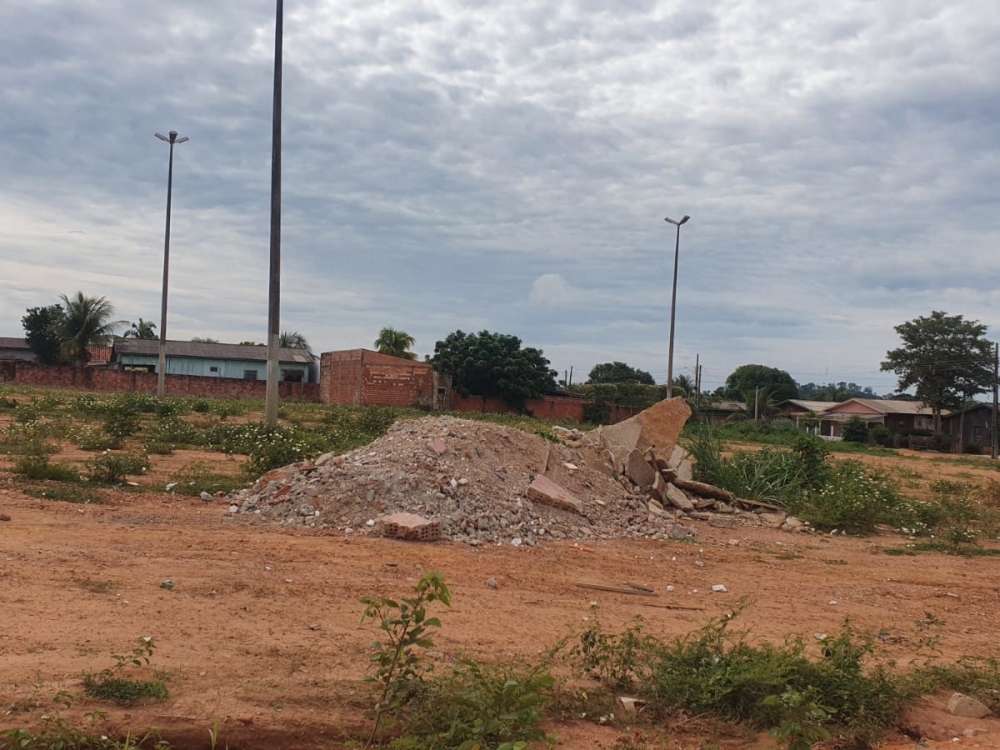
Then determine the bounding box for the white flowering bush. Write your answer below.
[791,460,903,531]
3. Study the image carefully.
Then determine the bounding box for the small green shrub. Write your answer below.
[25,484,103,504]
[168,462,244,496]
[841,416,870,443]
[82,638,168,706]
[71,423,119,451]
[14,454,81,483]
[789,460,903,531]
[86,451,150,485]
[191,399,211,413]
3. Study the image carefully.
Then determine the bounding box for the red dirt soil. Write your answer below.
[3,450,1000,748]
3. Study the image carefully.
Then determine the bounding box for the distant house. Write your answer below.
[698,399,747,425]
[319,349,449,408]
[818,398,944,438]
[777,399,836,432]
[0,337,36,363]
[113,339,315,383]
[944,404,995,453]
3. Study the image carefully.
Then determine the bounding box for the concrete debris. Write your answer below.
[526,475,584,514]
[711,584,728,593]
[226,409,788,545]
[947,693,992,719]
[585,397,691,467]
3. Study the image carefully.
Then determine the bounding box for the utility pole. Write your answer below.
[993,342,998,460]
[694,353,699,398]
[569,366,573,387]
[154,130,189,398]
[264,0,284,426]
[754,386,760,421]
[664,214,690,398]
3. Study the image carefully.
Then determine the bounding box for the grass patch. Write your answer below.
[167,462,245,496]
[14,455,81,482]
[82,638,168,707]
[24,484,103,504]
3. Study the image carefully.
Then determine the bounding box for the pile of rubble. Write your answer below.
[228,398,789,544]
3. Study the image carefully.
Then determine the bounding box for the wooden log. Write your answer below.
[577,582,656,597]
[672,478,736,503]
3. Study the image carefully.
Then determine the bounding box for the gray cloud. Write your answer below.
[3,0,1000,394]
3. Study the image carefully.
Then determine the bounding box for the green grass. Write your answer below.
[24,484,103,504]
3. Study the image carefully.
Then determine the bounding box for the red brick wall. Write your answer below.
[449,393,643,424]
[319,350,436,408]
[0,362,319,401]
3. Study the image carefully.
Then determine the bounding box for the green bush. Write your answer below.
[841,416,870,443]
[25,484,103,504]
[71,423,118,451]
[168,462,245,496]
[86,451,150,484]
[14,454,81,483]
[82,638,168,707]
[789,460,903,532]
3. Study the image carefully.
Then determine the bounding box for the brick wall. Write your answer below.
[319,350,437,408]
[0,361,319,401]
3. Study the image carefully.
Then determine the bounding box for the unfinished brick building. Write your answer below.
[319,349,451,410]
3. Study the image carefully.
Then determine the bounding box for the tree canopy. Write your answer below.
[881,311,994,432]
[279,330,313,355]
[124,318,157,340]
[797,381,879,401]
[587,361,655,385]
[431,330,557,408]
[58,292,125,370]
[374,327,417,360]
[22,304,67,365]
[723,364,798,401]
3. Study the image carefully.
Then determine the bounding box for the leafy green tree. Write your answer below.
[279,330,313,355]
[587,361,655,385]
[21,304,67,365]
[58,292,126,370]
[881,311,994,433]
[797,382,878,401]
[724,364,798,402]
[190,336,219,344]
[841,416,870,443]
[124,318,157,340]
[374,327,417,360]
[431,330,557,408]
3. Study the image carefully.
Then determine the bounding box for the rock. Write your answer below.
[668,524,697,540]
[0,514,10,522]
[947,693,991,719]
[431,439,448,455]
[526,475,584,514]
[708,517,734,529]
[381,512,442,542]
[586,397,691,466]
[487,577,498,589]
[664,482,695,512]
[668,446,694,481]
[626,450,657,490]
[712,584,727,593]
[782,516,805,531]
[760,512,787,528]
[647,499,668,517]
[315,451,338,467]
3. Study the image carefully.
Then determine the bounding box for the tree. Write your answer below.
[587,361,655,385]
[124,318,157,340]
[374,327,417,360]
[431,330,557,408]
[190,337,219,343]
[881,311,994,434]
[724,364,798,402]
[671,374,694,396]
[22,305,67,365]
[797,381,878,401]
[279,330,313,355]
[58,292,126,370]
[841,415,870,443]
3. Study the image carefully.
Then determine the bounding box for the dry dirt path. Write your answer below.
[3,479,1000,748]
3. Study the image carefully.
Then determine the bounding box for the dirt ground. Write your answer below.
[4,444,1000,748]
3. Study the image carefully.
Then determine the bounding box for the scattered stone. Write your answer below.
[526,475,584,514]
[948,693,992,719]
[381,513,442,542]
[487,577,498,589]
[668,524,697,540]
[694,560,705,568]
[782,516,805,531]
[199,491,214,503]
[664,482,695,512]
[711,584,727,593]
[708,517,734,529]
[308,623,321,631]
[760,512,787,528]
[0,514,10,522]
[626,450,657,490]
[431,439,448,455]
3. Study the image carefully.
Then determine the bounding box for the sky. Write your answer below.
[3,1,1000,395]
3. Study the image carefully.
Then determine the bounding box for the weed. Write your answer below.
[71,423,119,451]
[14,454,81,482]
[25,484,103,504]
[789,460,904,532]
[167,462,244,496]
[85,451,150,485]
[82,638,168,706]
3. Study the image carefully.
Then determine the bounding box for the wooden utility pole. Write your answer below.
[695,354,699,397]
[264,0,284,426]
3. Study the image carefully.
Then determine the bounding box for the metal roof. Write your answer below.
[827,398,944,416]
[0,337,30,350]
[780,399,838,413]
[114,339,315,364]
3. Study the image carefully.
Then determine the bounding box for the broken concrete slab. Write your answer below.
[664,482,695,512]
[626,450,657,490]
[526,475,584,514]
[585,397,691,467]
[431,439,448,455]
[381,513,442,542]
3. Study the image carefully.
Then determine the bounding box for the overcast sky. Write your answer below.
[3,0,1000,394]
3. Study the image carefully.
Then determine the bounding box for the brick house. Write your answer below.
[818,398,943,438]
[114,339,316,383]
[319,349,451,409]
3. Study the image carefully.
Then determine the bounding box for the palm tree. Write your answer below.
[124,318,157,340]
[59,292,126,370]
[671,374,694,397]
[279,330,312,355]
[374,327,416,360]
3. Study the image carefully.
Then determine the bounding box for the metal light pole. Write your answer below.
[664,214,690,398]
[154,130,189,398]
[264,0,284,426]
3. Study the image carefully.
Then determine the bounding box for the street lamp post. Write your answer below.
[664,214,690,398]
[154,130,189,398]
[264,0,284,427]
